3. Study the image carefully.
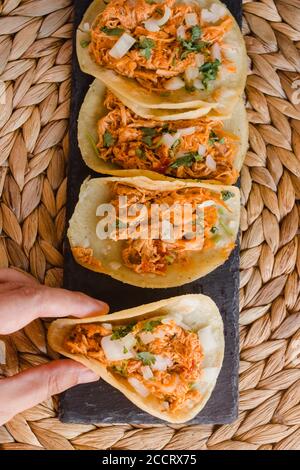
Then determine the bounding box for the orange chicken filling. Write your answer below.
[107,182,232,275]
[65,318,203,412]
[96,91,239,184]
[88,0,234,91]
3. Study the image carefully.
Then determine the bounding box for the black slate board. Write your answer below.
[60,0,242,425]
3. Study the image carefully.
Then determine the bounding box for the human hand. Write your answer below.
[0,268,109,425]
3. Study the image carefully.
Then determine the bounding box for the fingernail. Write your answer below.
[77,367,99,384]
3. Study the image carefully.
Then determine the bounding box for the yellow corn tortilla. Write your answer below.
[77,0,247,115]
[67,176,240,288]
[48,294,224,423]
[78,79,248,180]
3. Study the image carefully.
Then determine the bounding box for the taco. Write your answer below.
[68,176,240,288]
[78,80,248,184]
[77,0,247,114]
[48,294,224,423]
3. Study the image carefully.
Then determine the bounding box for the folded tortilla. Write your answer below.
[67,176,240,288]
[48,294,224,423]
[78,79,248,181]
[77,0,247,115]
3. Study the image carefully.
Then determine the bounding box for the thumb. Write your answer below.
[0,360,98,425]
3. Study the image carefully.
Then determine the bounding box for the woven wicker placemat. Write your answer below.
[0,0,300,451]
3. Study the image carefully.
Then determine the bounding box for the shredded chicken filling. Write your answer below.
[96,91,239,183]
[65,318,203,412]
[105,182,232,274]
[88,0,234,91]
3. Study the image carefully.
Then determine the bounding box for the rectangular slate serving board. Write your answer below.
[60,0,242,425]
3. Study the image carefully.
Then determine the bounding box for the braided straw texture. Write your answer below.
[0,0,300,451]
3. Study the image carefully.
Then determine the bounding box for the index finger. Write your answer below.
[0,272,109,334]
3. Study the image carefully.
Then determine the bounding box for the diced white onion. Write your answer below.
[185,12,198,26]
[139,331,155,345]
[177,25,186,40]
[101,333,136,361]
[197,200,215,209]
[144,6,171,31]
[152,355,173,371]
[109,33,136,59]
[161,133,177,149]
[185,66,199,82]
[164,76,185,90]
[109,261,121,270]
[128,377,149,397]
[162,401,170,410]
[201,3,227,24]
[83,22,90,31]
[144,19,160,32]
[177,126,196,137]
[198,144,207,156]
[156,6,171,26]
[193,78,204,90]
[206,154,217,171]
[102,323,112,331]
[141,365,153,380]
[211,42,221,61]
[195,53,204,67]
[198,326,217,354]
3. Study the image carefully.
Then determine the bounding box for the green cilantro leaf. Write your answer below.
[111,364,128,377]
[80,40,90,48]
[141,127,157,147]
[142,319,162,332]
[169,151,202,169]
[103,130,115,148]
[138,37,156,61]
[199,59,221,88]
[111,323,135,340]
[137,352,156,366]
[101,26,124,36]
[221,190,235,201]
[191,25,202,42]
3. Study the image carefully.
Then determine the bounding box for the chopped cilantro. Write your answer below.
[101,26,124,36]
[210,226,218,234]
[80,40,90,48]
[180,39,207,59]
[137,351,156,366]
[191,25,202,42]
[138,37,155,61]
[199,59,221,88]
[103,130,115,148]
[111,322,135,340]
[221,190,235,201]
[169,151,202,169]
[141,127,157,147]
[145,0,156,3]
[123,346,128,354]
[142,319,162,332]
[165,255,175,264]
[142,135,153,146]
[208,130,225,146]
[111,364,128,377]
[135,147,146,159]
